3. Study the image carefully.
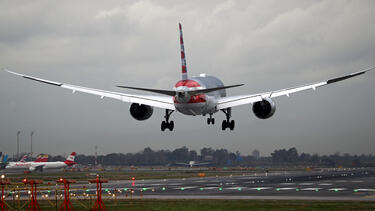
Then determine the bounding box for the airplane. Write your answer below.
[5,152,76,172]
[2,154,47,170]
[5,23,374,131]
[175,161,210,168]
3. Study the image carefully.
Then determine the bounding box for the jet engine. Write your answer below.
[129,103,153,121]
[252,97,276,119]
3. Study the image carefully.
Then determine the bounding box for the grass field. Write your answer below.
[22,199,375,211]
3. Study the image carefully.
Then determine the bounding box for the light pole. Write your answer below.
[30,131,34,155]
[17,131,21,160]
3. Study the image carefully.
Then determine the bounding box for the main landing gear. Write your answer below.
[161,109,174,131]
[207,113,215,125]
[221,108,235,131]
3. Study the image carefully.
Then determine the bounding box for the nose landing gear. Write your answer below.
[161,109,174,131]
[221,108,235,130]
[207,114,215,125]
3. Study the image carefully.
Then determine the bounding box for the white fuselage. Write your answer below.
[6,161,67,170]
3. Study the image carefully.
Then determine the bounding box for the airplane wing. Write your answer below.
[5,69,175,110]
[217,67,375,110]
[175,162,190,166]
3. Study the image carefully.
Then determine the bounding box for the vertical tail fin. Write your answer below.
[20,154,28,162]
[179,23,188,80]
[34,154,48,162]
[64,152,76,166]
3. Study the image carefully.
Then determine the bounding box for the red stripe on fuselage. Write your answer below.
[174,80,206,104]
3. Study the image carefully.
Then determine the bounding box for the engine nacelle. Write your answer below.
[130,103,153,121]
[252,98,276,119]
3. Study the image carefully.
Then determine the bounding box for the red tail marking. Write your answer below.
[174,80,200,88]
[179,23,188,79]
[34,155,48,162]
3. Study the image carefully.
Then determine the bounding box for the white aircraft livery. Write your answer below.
[5,23,374,131]
[176,161,210,168]
[6,152,76,172]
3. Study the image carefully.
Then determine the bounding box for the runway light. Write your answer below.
[354,189,358,192]
[334,189,339,192]
[162,187,166,191]
[143,188,147,191]
[256,188,261,191]
[48,190,51,193]
[123,188,128,191]
[219,188,222,191]
[276,188,280,191]
[238,188,242,191]
[315,189,319,192]
[86,189,89,192]
[180,188,185,191]
[105,189,109,192]
[296,188,299,191]
[200,188,204,191]
[1,175,4,179]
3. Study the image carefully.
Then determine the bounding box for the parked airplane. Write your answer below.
[5,24,374,131]
[5,152,76,172]
[175,161,210,168]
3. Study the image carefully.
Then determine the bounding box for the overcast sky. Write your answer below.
[1,0,375,157]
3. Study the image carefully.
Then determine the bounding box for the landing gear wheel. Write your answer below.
[169,121,174,131]
[222,120,226,130]
[230,120,235,130]
[161,109,175,131]
[161,121,166,131]
[207,114,215,125]
[221,108,235,131]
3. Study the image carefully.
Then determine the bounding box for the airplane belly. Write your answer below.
[175,96,217,115]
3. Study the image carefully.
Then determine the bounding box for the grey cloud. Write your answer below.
[0,0,374,157]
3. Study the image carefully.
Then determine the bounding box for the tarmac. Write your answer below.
[75,168,375,201]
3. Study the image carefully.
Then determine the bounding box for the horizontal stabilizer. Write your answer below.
[117,84,244,96]
[116,86,176,96]
[187,84,244,95]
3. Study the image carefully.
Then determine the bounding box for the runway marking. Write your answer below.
[276,187,297,191]
[174,186,197,190]
[318,183,332,186]
[328,188,347,191]
[245,181,256,184]
[202,187,220,190]
[299,183,314,185]
[351,180,363,183]
[279,183,295,185]
[301,188,322,191]
[354,189,375,192]
[168,183,182,186]
[225,187,246,190]
[249,187,272,190]
[335,180,347,182]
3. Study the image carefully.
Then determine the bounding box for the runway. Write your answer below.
[73,168,375,200]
